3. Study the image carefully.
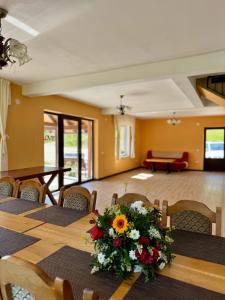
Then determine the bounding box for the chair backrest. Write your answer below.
[0,256,99,300]
[111,193,159,207]
[58,186,97,213]
[0,255,74,300]
[0,177,17,197]
[16,180,47,204]
[162,200,222,236]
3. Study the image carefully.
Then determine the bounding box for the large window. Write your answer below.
[119,125,130,158]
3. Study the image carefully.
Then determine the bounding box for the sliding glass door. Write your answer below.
[44,112,94,190]
[204,128,225,171]
[63,118,79,185]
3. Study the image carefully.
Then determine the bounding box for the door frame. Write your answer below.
[44,111,94,190]
[203,127,225,171]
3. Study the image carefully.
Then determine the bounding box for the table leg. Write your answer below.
[167,163,171,174]
[152,162,156,172]
[38,174,57,205]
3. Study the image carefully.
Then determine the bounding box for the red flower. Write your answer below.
[155,241,161,250]
[113,237,122,248]
[138,236,150,245]
[91,225,104,241]
[152,247,160,261]
[135,249,154,265]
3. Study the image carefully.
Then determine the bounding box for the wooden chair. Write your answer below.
[15,180,47,204]
[111,193,159,207]
[0,176,17,197]
[58,186,97,213]
[162,200,222,236]
[0,255,99,300]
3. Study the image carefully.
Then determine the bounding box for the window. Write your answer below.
[205,129,224,159]
[119,125,130,158]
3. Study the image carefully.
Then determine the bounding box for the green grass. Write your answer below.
[206,129,224,142]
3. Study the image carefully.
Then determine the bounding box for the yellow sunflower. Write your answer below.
[112,214,128,234]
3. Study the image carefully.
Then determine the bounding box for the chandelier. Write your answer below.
[116,95,131,115]
[0,8,31,69]
[166,112,181,126]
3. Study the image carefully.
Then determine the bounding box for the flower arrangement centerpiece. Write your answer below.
[90,201,174,282]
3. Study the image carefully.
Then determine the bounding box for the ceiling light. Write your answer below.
[5,15,39,37]
[167,112,181,126]
[116,95,131,115]
[0,8,32,69]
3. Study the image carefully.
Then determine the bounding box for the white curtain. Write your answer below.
[0,79,11,171]
[114,115,136,159]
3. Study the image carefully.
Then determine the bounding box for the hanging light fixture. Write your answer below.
[0,8,31,69]
[166,112,181,126]
[116,95,132,115]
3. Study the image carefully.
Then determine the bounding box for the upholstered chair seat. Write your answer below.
[63,193,88,211]
[171,210,211,234]
[0,182,13,197]
[21,187,40,202]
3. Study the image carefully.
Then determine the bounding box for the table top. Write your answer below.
[145,158,176,163]
[0,197,224,299]
[0,166,71,179]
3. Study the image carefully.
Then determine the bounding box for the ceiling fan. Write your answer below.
[116,95,132,115]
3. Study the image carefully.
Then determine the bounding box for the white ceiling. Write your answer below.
[62,78,193,112]
[1,0,225,118]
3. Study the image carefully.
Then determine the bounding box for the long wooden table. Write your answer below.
[0,199,225,299]
[0,166,71,205]
[145,158,176,173]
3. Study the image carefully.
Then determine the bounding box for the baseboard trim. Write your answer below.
[95,166,141,181]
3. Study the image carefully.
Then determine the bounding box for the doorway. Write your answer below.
[44,112,94,191]
[204,128,225,171]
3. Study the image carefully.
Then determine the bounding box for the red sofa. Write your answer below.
[143,151,188,172]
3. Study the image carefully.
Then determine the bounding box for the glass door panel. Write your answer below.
[204,128,225,171]
[63,119,79,185]
[44,113,59,191]
[81,120,93,182]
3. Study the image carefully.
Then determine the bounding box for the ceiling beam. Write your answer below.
[197,85,225,107]
[22,50,225,97]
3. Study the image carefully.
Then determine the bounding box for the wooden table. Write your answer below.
[0,202,225,299]
[0,166,71,205]
[145,158,175,173]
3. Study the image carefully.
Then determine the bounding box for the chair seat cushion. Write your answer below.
[21,187,39,202]
[0,182,13,197]
[171,210,211,234]
[63,193,88,211]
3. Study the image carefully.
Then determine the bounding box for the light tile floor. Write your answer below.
[82,168,225,236]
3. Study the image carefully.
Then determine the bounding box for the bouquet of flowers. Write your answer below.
[90,201,174,282]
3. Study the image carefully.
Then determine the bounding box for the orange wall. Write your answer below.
[6,84,141,178]
[140,116,225,170]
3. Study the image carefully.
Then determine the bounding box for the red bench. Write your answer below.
[143,151,188,172]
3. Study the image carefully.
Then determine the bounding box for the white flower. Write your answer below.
[130,201,144,210]
[109,228,116,238]
[148,226,161,239]
[129,250,137,260]
[129,229,140,240]
[133,265,143,273]
[91,266,99,274]
[139,207,147,215]
[158,262,166,270]
[97,253,106,264]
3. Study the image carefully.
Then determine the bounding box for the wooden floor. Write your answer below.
[82,168,225,236]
